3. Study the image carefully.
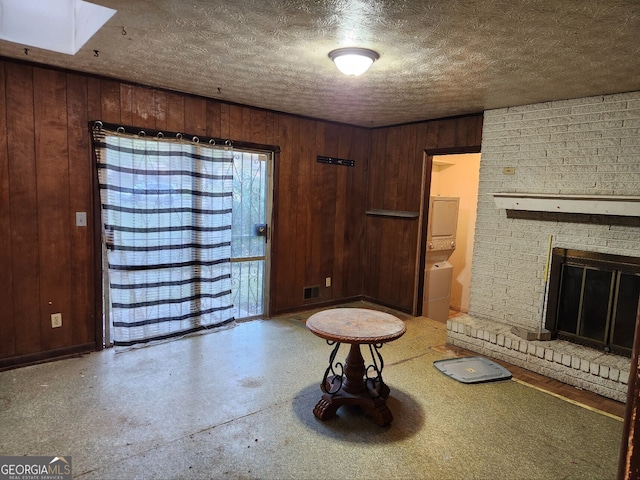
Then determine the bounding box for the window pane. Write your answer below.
[231,260,264,318]
[231,152,266,259]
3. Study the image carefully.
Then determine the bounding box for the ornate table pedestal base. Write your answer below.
[312,343,394,426]
[306,308,406,427]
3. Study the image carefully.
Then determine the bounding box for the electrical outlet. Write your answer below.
[51,313,62,328]
[75,211,87,227]
[503,167,516,175]
[325,277,331,287]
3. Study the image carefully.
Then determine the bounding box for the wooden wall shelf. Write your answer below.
[366,209,419,219]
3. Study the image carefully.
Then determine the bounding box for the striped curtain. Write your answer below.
[93,125,234,346]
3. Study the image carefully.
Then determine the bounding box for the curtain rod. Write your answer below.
[90,120,280,153]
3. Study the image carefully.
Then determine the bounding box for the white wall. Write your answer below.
[430,153,481,312]
[471,91,640,330]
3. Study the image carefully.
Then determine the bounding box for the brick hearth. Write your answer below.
[447,314,630,402]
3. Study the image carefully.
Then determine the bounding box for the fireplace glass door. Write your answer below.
[547,249,640,356]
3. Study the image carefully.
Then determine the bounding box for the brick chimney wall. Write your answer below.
[469,91,640,332]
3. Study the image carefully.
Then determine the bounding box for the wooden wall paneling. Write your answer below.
[363,129,384,299]
[296,119,315,304]
[6,63,41,356]
[265,112,281,147]
[249,109,267,145]
[424,121,440,150]
[33,67,73,351]
[131,85,157,130]
[67,73,95,347]
[316,122,339,301]
[228,104,244,140]
[401,124,417,207]
[99,80,121,124]
[434,117,455,148]
[219,103,230,139]
[471,114,484,145]
[453,116,469,147]
[271,115,298,312]
[363,115,483,312]
[183,96,206,136]
[86,77,103,349]
[362,215,379,299]
[309,120,325,292]
[458,114,483,146]
[371,127,397,302]
[0,63,15,359]
[347,128,370,297]
[119,84,133,126]
[264,111,277,145]
[86,77,102,122]
[406,124,422,207]
[368,128,386,208]
[376,216,396,303]
[332,125,350,298]
[397,125,419,309]
[241,106,251,140]
[153,90,168,131]
[165,92,185,132]
[382,126,403,210]
[1,58,485,364]
[205,101,222,138]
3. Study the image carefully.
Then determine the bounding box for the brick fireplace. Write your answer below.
[545,248,640,357]
[446,91,640,402]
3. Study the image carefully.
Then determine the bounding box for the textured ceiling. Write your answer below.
[0,0,639,127]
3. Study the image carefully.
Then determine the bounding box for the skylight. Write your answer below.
[0,0,116,55]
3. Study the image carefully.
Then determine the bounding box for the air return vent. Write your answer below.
[303,286,320,300]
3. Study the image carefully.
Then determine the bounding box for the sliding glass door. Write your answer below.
[95,125,273,347]
[230,150,272,320]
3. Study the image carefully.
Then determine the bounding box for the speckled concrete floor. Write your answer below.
[0,302,623,479]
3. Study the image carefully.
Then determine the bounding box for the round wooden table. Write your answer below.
[306,308,406,426]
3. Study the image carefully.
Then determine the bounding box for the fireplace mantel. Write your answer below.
[491,193,640,217]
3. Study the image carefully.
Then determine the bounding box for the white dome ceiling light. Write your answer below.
[328,47,379,76]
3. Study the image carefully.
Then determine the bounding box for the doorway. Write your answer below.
[230,150,273,320]
[98,138,273,347]
[422,153,481,316]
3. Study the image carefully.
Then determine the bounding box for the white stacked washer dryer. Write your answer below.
[422,196,460,321]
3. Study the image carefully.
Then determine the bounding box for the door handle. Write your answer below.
[255,224,268,242]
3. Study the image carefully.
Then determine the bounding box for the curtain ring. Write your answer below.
[156,132,164,139]
[225,139,232,146]
[192,136,200,143]
[138,130,146,137]
[176,133,183,140]
[209,139,216,145]
[93,120,103,129]
[116,126,125,133]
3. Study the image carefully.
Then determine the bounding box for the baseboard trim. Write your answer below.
[0,343,97,372]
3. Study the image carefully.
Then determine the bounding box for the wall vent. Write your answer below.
[303,286,320,300]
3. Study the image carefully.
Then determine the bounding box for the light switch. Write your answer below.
[76,211,87,227]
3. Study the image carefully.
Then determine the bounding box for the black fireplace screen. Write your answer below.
[546,248,640,356]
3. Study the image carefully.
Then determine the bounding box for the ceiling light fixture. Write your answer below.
[328,47,379,76]
[0,0,116,55]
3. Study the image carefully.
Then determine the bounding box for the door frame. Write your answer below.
[230,147,274,320]
[91,121,280,348]
[414,146,481,317]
